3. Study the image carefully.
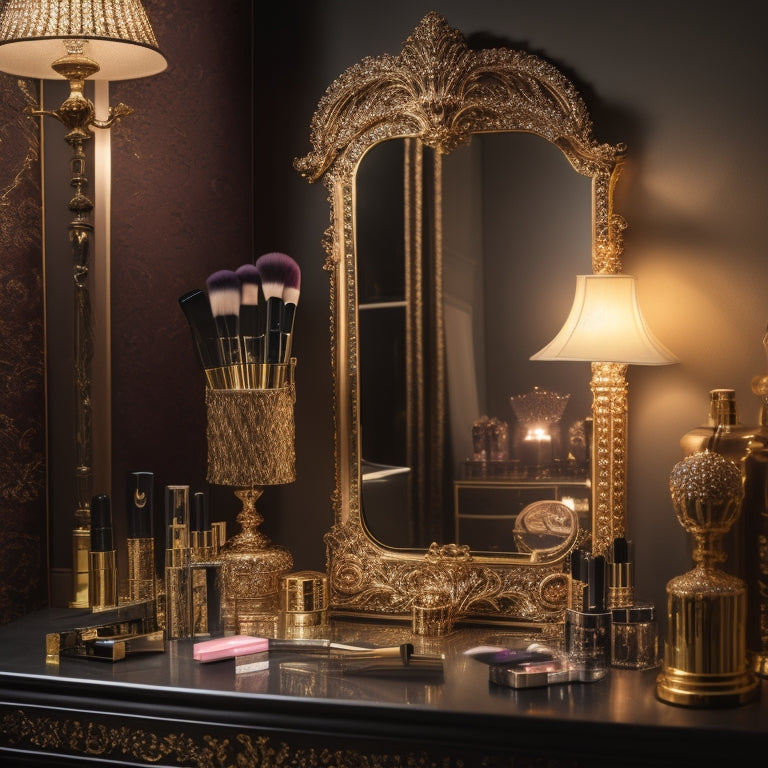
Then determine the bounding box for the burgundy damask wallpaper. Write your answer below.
[106,0,253,549]
[0,75,46,624]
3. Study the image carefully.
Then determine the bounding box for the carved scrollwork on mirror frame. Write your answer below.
[295,11,628,627]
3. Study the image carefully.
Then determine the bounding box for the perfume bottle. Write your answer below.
[680,388,758,649]
[741,326,768,676]
[680,388,755,463]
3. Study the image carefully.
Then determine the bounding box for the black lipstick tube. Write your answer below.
[126,471,157,604]
[89,494,118,610]
[565,553,611,681]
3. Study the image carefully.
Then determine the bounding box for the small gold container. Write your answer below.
[279,570,328,633]
[412,600,454,637]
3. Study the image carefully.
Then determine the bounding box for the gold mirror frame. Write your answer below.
[296,12,628,626]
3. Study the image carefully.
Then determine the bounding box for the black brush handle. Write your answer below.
[179,290,222,369]
[264,296,284,363]
[214,313,241,366]
[281,302,297,363]
[239,304,262,363]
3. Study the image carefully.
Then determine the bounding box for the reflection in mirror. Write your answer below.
[357,133,593,555]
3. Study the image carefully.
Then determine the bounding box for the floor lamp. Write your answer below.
[0,0,166,607]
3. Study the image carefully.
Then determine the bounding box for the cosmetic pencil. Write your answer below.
[178,289,221,370]
[235,263,263,364]
[255,252,300,363]
[280,260,301,363]
[206,269,242,366]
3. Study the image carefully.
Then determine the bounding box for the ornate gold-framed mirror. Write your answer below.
[295,12,627,626]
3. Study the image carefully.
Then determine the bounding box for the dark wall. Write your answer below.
[0,74,45,623]
[105,0,332,579]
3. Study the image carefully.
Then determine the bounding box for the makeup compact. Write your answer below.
[474,642,606,689]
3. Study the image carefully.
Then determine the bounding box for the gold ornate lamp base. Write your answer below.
[220,488,293,636]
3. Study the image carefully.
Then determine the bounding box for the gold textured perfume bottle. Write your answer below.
[679,387,762,666]
[657,450,759,707]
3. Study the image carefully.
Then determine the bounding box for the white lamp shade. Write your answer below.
[0,0,167,80]
[530,274,677,365]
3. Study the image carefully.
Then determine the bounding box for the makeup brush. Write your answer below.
[280,259,301,363]
[235,263,262,364]
[205,269,242,366]
[255,252,300,364]
[178,289,222,370]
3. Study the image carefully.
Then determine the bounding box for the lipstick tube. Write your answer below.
[565,553,611,681]
[126,471,157,604]
[88,494,118,610]
[607,537,634,609]
[164,485,192,639]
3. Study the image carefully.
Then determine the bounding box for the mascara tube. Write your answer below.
[88,494,118,610]
[164,485,192,639]
[126,471,157,603]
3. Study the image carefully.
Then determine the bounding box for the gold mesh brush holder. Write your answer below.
[206,362,296,636]
[656,449,760,707]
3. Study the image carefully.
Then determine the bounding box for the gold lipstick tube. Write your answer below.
[607,560,634,609]
[127,538,157,602]
[89,550,118,610]
[164,485,192,639]
[165,529,191,639]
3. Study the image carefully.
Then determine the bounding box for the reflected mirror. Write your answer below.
[296,12,628,627]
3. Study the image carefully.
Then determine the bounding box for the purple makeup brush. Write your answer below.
[235,263,262,364]
[205,269,242,366]
[255,252,300,364]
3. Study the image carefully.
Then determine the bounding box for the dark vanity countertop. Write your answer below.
[1,608,767,766]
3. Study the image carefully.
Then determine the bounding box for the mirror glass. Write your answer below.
[357,133,593,556]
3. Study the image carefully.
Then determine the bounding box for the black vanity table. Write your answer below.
[1,607,766,767]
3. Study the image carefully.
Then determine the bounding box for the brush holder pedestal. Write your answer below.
[205,368,296,635]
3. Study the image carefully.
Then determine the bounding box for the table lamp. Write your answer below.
[0,0,167,608]
[531,273,677,555]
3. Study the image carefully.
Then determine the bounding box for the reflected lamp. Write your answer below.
[531,274,677,554]
[0,0,167,607]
